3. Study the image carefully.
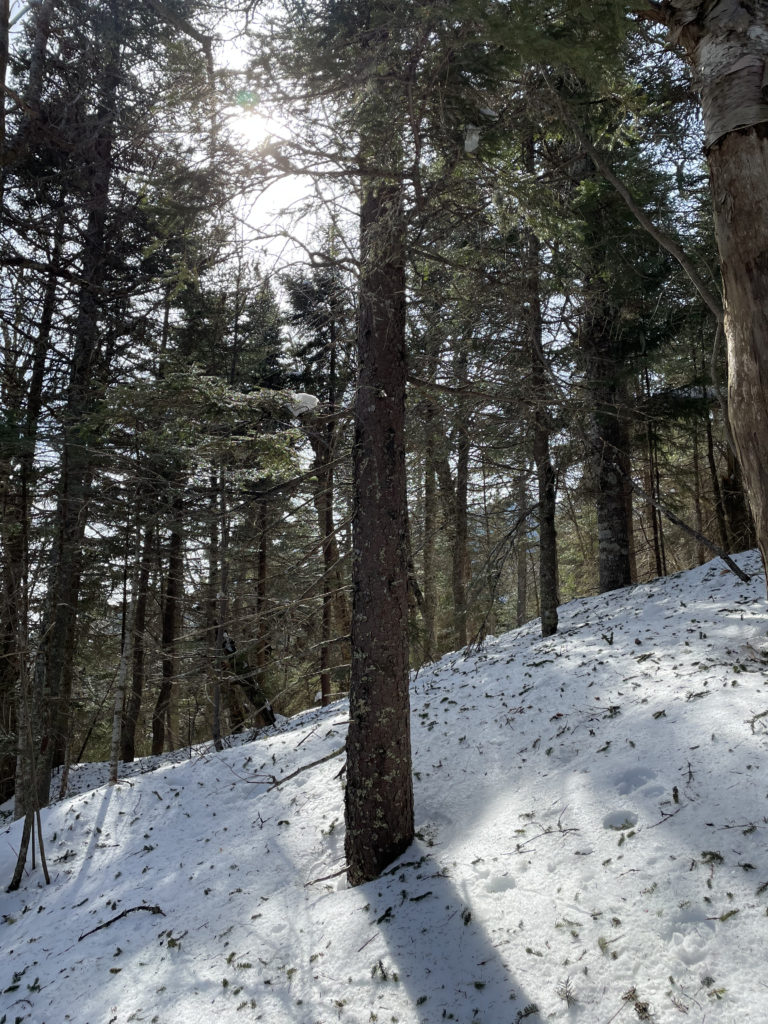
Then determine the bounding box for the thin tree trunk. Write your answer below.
[110,522,144,784]
[705,410,729,551]
[120,523,153,762]
[451,351,470,649]
[645,422,663,578]
[213,473,230,752]
[422,417,438,661]
[524,135,559,636]
[692,423,707,565]
[255,497,269,690]
[515,473,529,627]
[152,492,183,756]
[345,176,414,887]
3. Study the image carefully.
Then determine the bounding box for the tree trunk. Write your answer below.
[110,523,145,784]
[581,305,633,593]
[722,447,756,552]
[524,136,559,636]
[255,497,270,690]
[345,177,414,887]
[26,1,121,812]
[659,1,768,581]
[120,524,153,762]
[515,473,529,628]
[705,410,730,551]
[451,351,470,649]
[152,493,183,756]
[422,412,438,661]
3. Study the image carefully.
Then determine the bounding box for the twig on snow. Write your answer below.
[304,866,347,887]
[78,904,165,941]
[268,745,346,791]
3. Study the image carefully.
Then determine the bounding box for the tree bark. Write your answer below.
[422,405,438,661]
[120,524,153,762]
[345,177,414,887]
[25,0,121,812]
[152,493,183,756]
[581,304,633,592]
[653,0,768,582]
[451,350,470,648]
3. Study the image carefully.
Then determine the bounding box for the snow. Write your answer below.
[287,392,320,417]
[3,551,768,1023]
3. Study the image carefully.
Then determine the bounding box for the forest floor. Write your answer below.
[2,550,768,1023]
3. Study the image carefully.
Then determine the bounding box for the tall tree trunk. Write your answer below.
[451,351,470,649]
[255,497,270,691]
[524,135,559,636]
[657,1,768,582]
[26,1,121,811]
[110,521,145,784]
[1,208,64,807]
[213,472,230,752]
[309,364,348,704]
[692,423,707,566]
[515,473,529,628]
[345,177,414,887]
[422,410,438,661]
[120,523,154,762]
[152,492,183,756]
[581,305,633,592]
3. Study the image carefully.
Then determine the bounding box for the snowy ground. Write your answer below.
[3,551,768,1024]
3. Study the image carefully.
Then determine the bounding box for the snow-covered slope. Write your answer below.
[2,552,768,1024]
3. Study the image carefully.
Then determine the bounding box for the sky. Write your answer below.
[2,548,768,1024]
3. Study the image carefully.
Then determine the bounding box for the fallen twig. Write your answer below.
[646,805,685,829]
[305,867,347,887]
[268,745,346,791]
[78,904,165,941]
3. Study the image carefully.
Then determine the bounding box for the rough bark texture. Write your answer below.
[120,525,153,762]
[709,126,768,571]
[581,307,633,593]
[23,1,121,812]
[451,351,470,648]
[658,0,768,581]
[152,496,183,756]
[345,180,414,887]
[422,407,438,662]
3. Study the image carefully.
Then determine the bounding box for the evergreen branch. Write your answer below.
[545,73,724,325]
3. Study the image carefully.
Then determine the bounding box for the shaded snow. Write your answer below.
[3,551,768,1023]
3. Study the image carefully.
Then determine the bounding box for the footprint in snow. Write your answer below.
[484,874,516,894]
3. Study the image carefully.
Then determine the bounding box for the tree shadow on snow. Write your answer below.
[345,840,540,1024]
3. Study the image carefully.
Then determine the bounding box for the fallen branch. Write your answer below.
[626,476,751,583]
[268,745,346,791]
[748,709,768,733]
[646,804,685,829]
[304,866,347,886]
[78,904,165,941]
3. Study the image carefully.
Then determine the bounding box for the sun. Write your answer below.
[228,107,278,150]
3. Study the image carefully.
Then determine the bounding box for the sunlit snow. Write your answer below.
[2,551,768,1023]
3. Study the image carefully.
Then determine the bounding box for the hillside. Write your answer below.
[2,551,768,1024]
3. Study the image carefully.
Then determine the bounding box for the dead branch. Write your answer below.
[268,745,346,791]
[78,904,165,941]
